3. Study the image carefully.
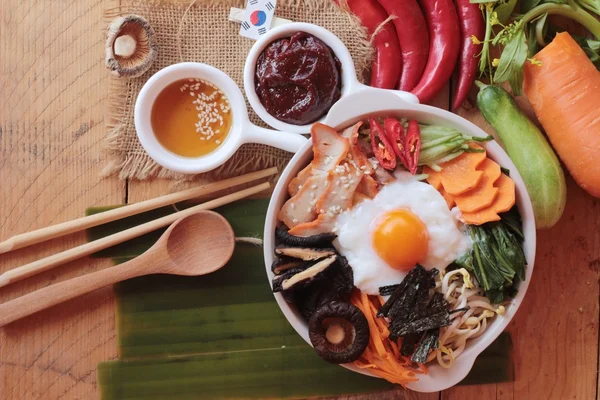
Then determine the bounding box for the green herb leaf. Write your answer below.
[495,0,519,24]
[494,28,528,95]
[573,34,600,68]
[521,0,542,12]
[574,0,600,13]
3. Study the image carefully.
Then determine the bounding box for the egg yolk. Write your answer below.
[372,209,429,271]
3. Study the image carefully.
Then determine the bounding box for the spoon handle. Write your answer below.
[0,256,155,327]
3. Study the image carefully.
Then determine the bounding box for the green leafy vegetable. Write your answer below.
[495,0,518,23]
[494,29,528,94]
[455,207,527,303]
[477,0,600,92]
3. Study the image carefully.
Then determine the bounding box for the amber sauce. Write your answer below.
[151,78,232,158]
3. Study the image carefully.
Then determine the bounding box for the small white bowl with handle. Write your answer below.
[135,62,308,174]
[263,88,536,392]
[244,22,419,134]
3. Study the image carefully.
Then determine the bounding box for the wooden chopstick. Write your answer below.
[0,167,277,255]
[0,182,270,288]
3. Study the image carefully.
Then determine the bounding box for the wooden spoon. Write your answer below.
[0,211,235,327]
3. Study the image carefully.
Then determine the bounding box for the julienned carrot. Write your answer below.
[350,290,423,386]
[524,32,600,198]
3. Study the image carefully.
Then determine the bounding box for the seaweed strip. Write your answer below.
[377,265,426,317]
[391,311,450,338]
[400,333,422,356]
[411,328,440,363]
[379,284,401,296]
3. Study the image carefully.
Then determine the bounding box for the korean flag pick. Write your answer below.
[239,0,277,40]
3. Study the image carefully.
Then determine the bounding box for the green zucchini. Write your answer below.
[476,83,566,229]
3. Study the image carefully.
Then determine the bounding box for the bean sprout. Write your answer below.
[429,268,504,368]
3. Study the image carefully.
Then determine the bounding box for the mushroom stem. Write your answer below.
[114,34,137,58]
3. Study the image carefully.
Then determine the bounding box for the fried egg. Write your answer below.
[334,177,472,295]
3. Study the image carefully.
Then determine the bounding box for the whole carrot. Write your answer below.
[524,32,600,198]
[411,0,460,103]
[377,0,429,91]
[453,0,485,109]
[346,0,402,89]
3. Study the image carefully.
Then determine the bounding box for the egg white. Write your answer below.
[334,178,472,295]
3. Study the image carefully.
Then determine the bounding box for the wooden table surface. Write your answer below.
[1,0,599,399]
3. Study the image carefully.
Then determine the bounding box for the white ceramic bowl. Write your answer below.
[244,23,418,134]
[135,62,307,174]
[263,88,536,392]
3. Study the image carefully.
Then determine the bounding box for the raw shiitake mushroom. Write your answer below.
[105,14,157,78]
[308,301,369,364]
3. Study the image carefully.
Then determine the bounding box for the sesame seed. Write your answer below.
[298,185,303,190]
[215,140,221,144]
[319,209,325,214]
[293,219,299,223]
[306,207,312,213]
[341,195,347,200]
[290,203,295,209]
[311,184,317,189]
[344,184,350,188]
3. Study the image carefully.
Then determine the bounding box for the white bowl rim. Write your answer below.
[263,92,537,392]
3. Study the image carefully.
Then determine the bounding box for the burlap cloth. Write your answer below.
[103,0,373,182]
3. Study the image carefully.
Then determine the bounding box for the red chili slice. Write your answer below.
[383,118,409,168]
[405,120,422,175]
[370,117,397,170]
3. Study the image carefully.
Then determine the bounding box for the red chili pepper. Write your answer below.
[346,0,402,89]
[410,0,460,104]
[377,0,429,91]
[370,117,397,170]
[383,118,409,167]
[404,120,421,174]
[453,0,485,110]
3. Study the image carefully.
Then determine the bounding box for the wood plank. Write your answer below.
[0,0,124,398]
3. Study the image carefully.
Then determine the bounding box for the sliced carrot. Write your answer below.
[460,206,501,225]
[423,166,444,190]
[350,290,425,386]
[453,158,501,213]
[439,186,456,209]
[460,173,516,224]
[425,145,487,195]
[491,173,515,213]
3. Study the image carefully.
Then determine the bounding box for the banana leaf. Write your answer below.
[91,200,513,399]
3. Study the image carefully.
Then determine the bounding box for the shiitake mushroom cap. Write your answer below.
[105,14,157,78]
[308,302,369,364]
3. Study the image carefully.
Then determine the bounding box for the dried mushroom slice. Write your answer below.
[274,246,335,261]
[272,255,337,292]
[105,14,157,78]
[308,302,369,364]
[275,227,336,248]
[270,256,304,275]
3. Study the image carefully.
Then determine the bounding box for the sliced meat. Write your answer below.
[278,173,331,228]
[291,161,363,236]
[370,157,396,185]
[311,123,350,175]
[339,121,362,143]
[288,124,350,197]
[316,161,362,216]
[353,192,371,206]
[357,175,379,198]
[288,164,312,197]
[288,213,337,236]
